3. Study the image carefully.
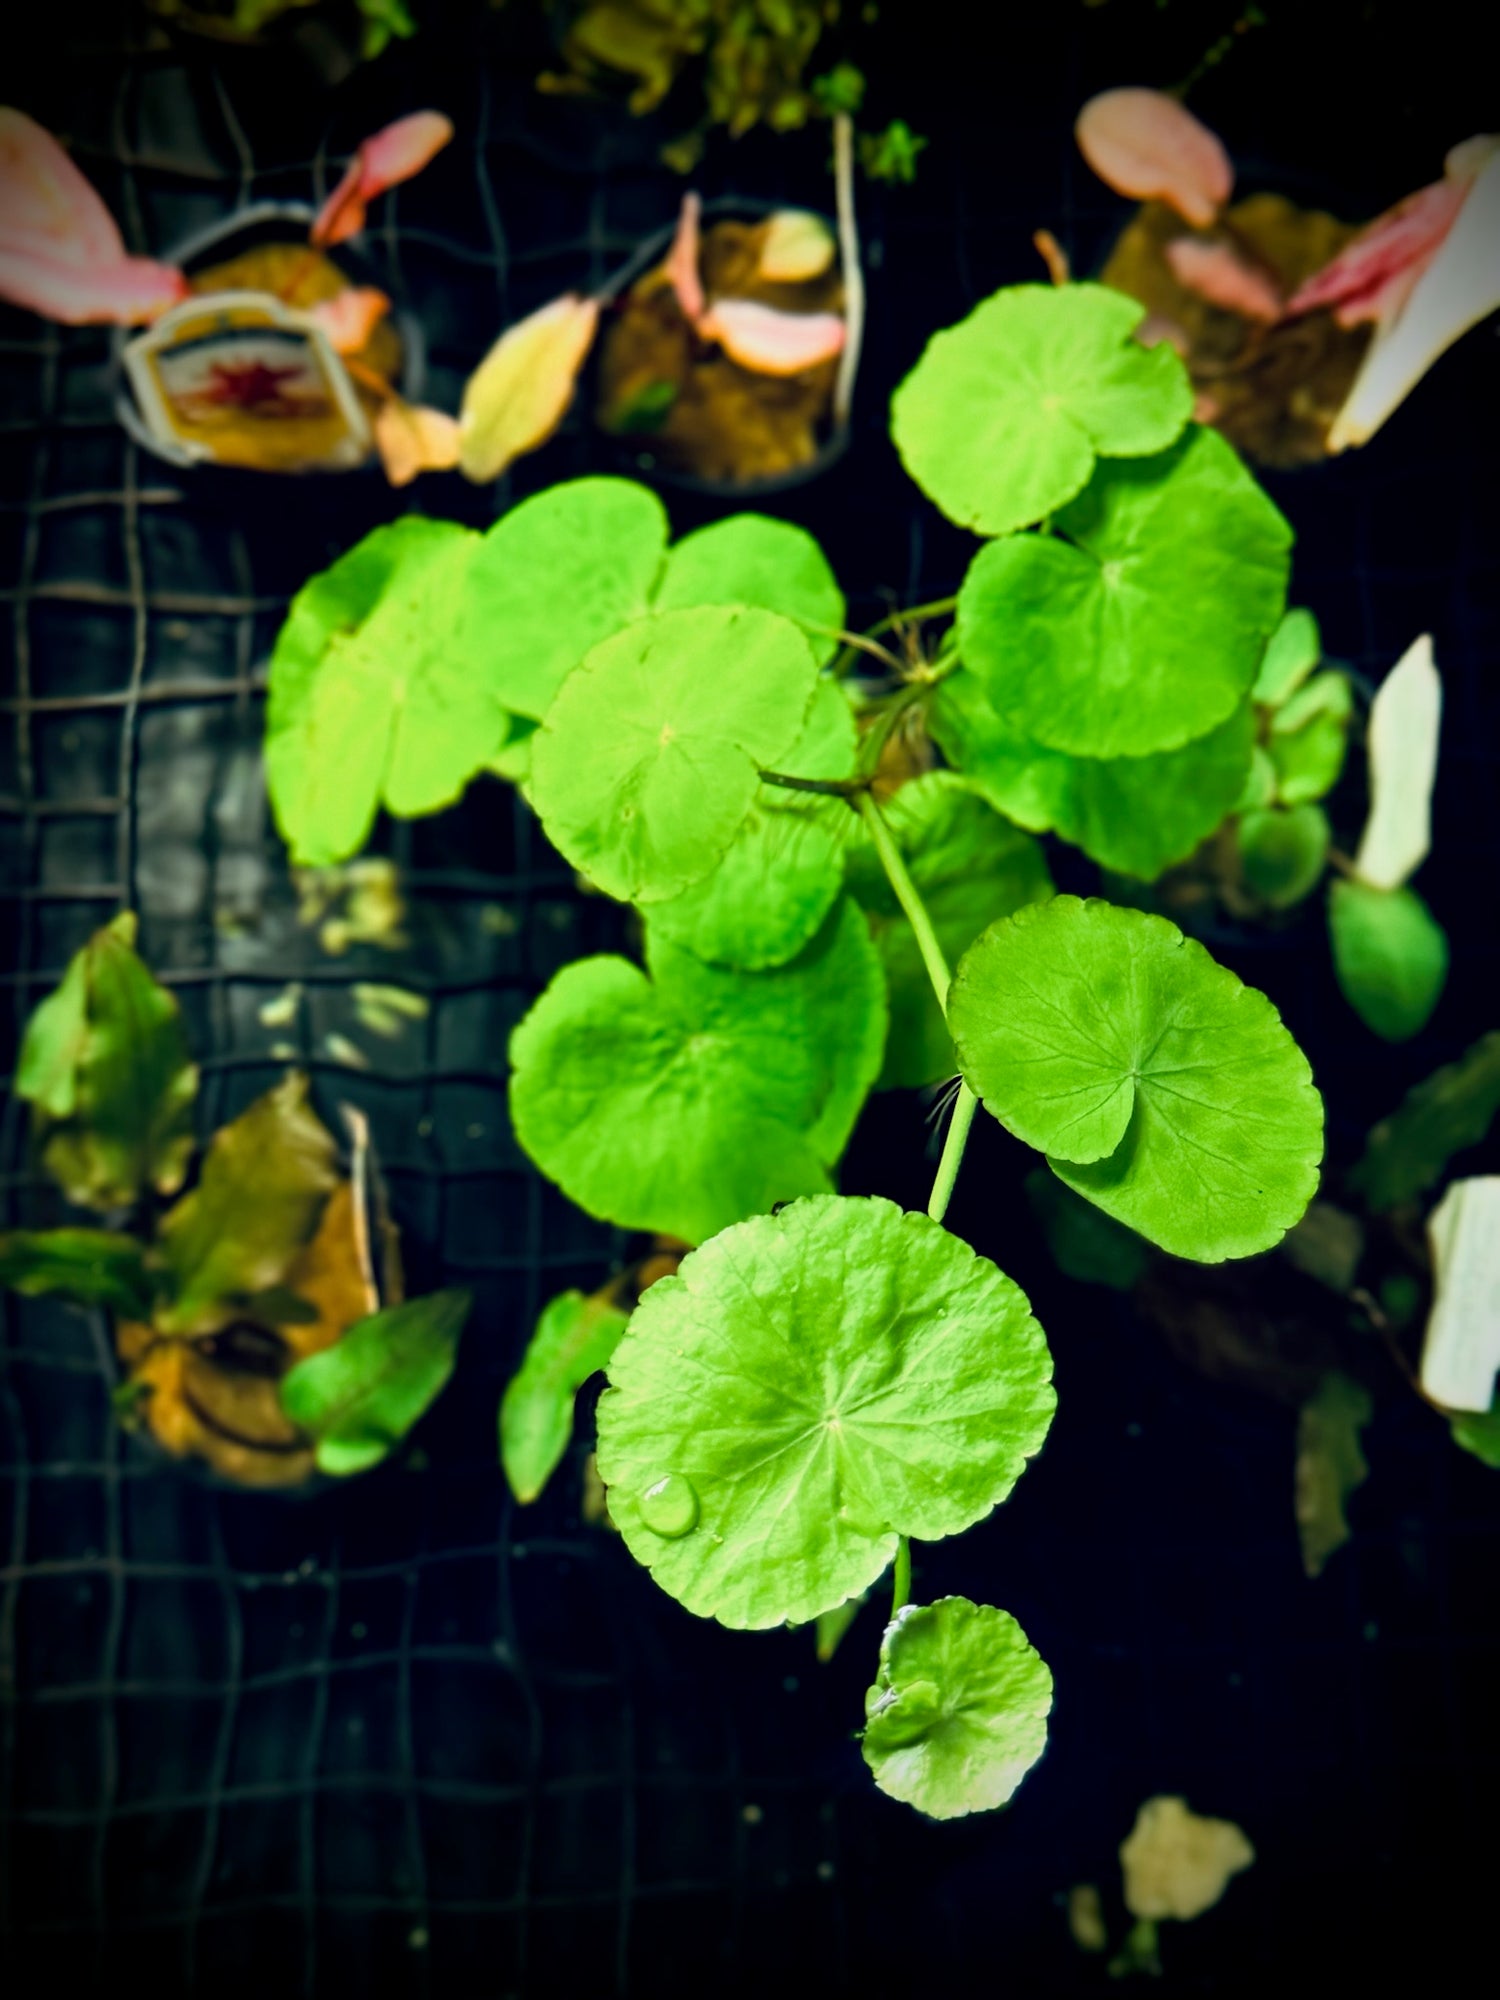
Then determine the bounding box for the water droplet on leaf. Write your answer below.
[639,1472,700,1538]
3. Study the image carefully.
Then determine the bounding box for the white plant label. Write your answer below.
[1354,633,1441,891]
[1421,1176,1500,1412]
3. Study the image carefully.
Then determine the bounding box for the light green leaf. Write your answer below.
[1329,879,1448,1041]
[932,669,1252,882]
[1238,804,1330,909]
[1023,1170,1149,1290]
[16,913,198,1212]
[462,478,668,720]
[646,679,856,970]
[1268,670,1352,805]
[949,896,1323,1261]
[529,606,818,905]
[845,773,1052,1088]
[281,1289,471,1477]
[1354,633,1440,890]
[956,427,1292,759]
[1451,1405,1500,1469]
[890,283,1192,536]
[1350,1032,1500,1212]
[1235,745,1279,814]
[155,1073,341,1335]
[861,1596,1052,1818]
[1254,607,1321,707]
[653,514,845,665]
[0,1229,156,1320]
[509,898,886,1245]
[500,1288,630,1504]
[266,517,504,867]
[595,1195,1054,1628]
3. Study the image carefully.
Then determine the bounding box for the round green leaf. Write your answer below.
[646,679,857,969]
[653,514,846,665]
[1254,607,1322,707]
[861,1596,1052,1818]
[957,428,1292,759]
[508,898,886,1244]
[932,669,1253,882]
[949,896,1323,1261]
[845,773,1052,1088]
[891,283,1192,536]
[1238,804,1330,908]
[462,477,668,719]
[267,517,499,866]
[595,1195,1055,1628]
[1329,879,1448,1042]
[529,606,818,904]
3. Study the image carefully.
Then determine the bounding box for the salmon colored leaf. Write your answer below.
[1163,238,1283,321]
[665,190,705,324]
[458,292,600,482]
[1075,88,1232,228]
[311,111,455,248]
[1286,175,1471,328]
[307,285,391,354]
[0,245,185,326]
[697,300,845,375]
[374,397,462,487]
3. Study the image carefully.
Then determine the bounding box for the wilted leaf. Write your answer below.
[1295,1371,1372,1576]
[155,1073,340,1336]
[0,1229,155,1319]
[1350,1031,1500,1211]
[664,190,705,323]
[1280,1202,1364,1294]
[759,209,836,282]
[1075,89,1233,227]
[1119,1795,1255,1920]
[697,299,846,374]
[280,1289,469,1477]
[1421,1178,1500,1412]
[310,111,454,248]
[459,292,600,482]
[16,912,198,1212]
[1164,237,1283,320]
[1354,634,1441,891]
[500,1288,630,1504]
[372,396,461,487]
[306,285,390,355]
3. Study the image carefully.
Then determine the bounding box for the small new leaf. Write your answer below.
[1253,607,1321,708]
[509,900,886,1245]
[1238,805,1331,909]
[891,283,1192,537]
[1328,878,1448,1041]
[16,912,197,1212]
[1267,670,1352,805]
[861,1596,1053,1819]
[1350,1032,1500,1212]
[501,1288,630,1504]
[281,1288,471,1477]
[0,1228,156,1320]
[950,897,1323,1261]
[596,1196,1054,1629]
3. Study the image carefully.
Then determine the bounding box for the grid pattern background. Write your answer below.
[3,4,1499,1995]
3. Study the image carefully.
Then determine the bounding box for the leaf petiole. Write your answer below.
[891,1534,912,1616]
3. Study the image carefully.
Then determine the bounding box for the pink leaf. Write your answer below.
[1076,88,1232,228]
[306,285,391,354]
[458,292,600,482]
[311,111,455,248]
[0,107,125,265]
[697,299,845,375]
[1164,237,1284,321]
[374,397,461,487]
[1285,174,1471,327]
[0,242,186,326]
[665,191,705,325]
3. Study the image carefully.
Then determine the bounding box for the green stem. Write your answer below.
[866,596,958,640]
[891,1535,911,1616]
[853,789,981,1223]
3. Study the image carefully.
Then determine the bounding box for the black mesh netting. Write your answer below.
[2,3,1498,1994]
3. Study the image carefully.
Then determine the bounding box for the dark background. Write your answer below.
[2,1,1497,1992]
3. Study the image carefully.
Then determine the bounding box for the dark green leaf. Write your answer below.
[1238,804,1330,909]
[16,912,197,1212]
[1350,1032,1500,1211]
[1451,1405,1500,1469]
[155,1073,341,1335]
[500,1289,630,1504]
[861,1596,1052,1818]
[0,1229,156,1319]
[281,1289,471,1477]
[1328,879,1448,1042]
[596,1195,1054,1627]
[1023,1170,1149,1290]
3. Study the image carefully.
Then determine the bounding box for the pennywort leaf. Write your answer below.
[949,896,1323,1261]
[16,912,197,1212]
[281,1288,471,1476]
[891,283,1192,536]
[1238,804,1331,909]
[0,1228,156,1320]
[1267,670,1352,805]
[1253,607,1322,708]
[528,606,819,904]
[509,899,886,1245]
[265,517,504,867]
[956,427,1292,760]
[1328,878,1448,1041]
[462,477,668,721]
[595,1195,1054,1628]
[1350,1031,1500,1212]
[500,1288,630,1504]
[155,1073,341,1335]
[861,1597,1053,1819]
[653,513,845,663]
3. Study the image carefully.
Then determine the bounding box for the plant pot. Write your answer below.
[111,201,425,479]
